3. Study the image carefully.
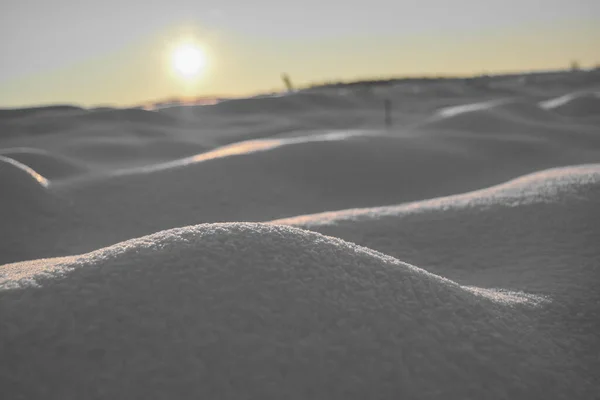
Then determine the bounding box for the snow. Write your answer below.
[436,98,509,117]
[539,92,584,109]
[0,155,49,188]
[1,72,600,399]
[542,92,600,117]
[1,223,591,399]
[0,147,87,179]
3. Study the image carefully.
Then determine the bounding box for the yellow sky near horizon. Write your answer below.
[1,17,598,108]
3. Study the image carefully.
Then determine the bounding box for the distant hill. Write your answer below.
[140,67,600,110]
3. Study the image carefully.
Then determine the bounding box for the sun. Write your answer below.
[172,44,206,78]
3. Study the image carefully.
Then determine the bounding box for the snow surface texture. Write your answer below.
[0,156,85,264]
[272,164,600,388]
[5,95,596,263]
[0,223,592,399]
[0,147,87,179]
[1,76,600,399]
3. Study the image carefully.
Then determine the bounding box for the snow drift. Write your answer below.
[272,164,600,291]
[0,156,71,264]
[1,77,599,399]
[59,137,208,167]
[0,147,87,180]
[0,223,587,399]
[0,155,50,202]
[0,156,95,265]
[540,92,600,117]
[423,99,596,138]
[273,165,600,387]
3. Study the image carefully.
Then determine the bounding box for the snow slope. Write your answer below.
[0,147,88,180]
[2,92,599,263]
[0,223,590,399]
[549,93,600,118]
[1,76,600,399]
[273,164,600,386]
[272,164,600,287]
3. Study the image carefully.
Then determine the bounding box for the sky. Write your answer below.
[0,0,599,108]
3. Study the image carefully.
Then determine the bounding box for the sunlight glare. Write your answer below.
[172,44,206,78]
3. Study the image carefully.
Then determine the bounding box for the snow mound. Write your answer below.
[80,107,179,126]
[61,137,208,167]
[493,100,565,121]
[273,164,600,226]
[271,166,600,388]
[418,99,600,146]
[0,155,49,195]
[0,223,581,399]
[58,133,509,245]
[0,156,72,264]
[547,93,600,117]
[436,99,506,118]
[271,164,600,307]
[0,148,87,180]
[55,128,600,255]
[0,105,85,121]
[423,104,562,136]
[181,91,360,116]
[0,107,181,139]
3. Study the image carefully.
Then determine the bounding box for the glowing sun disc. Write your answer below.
[172,44,206,77]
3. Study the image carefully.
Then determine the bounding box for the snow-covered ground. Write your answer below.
[1,75,600,399]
